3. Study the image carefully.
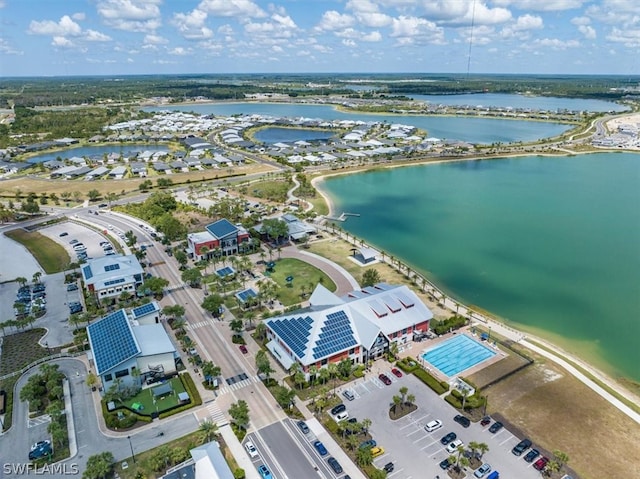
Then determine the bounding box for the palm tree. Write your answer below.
[32,271,42,284]
[318,367,330,385]
[199,419,218,442]
[308,365,318,385]
[476,442,490,460]
[392,395,402,413]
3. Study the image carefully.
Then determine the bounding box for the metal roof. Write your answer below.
[87,309,140,375]
[206,219,238,239]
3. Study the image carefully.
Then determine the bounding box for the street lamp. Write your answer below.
[127,435,136,463]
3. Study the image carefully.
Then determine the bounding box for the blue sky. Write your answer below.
[0,0,638,77]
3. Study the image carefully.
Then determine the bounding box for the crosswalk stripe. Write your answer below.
[206,402,228,426]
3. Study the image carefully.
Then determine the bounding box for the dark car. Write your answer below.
[330,404,346,416]
[454,414,471,428]
[28,441,52,460]
[59,232,69,237]
[383,462,394,473]
[239,345,248,354]
[32,284,45,292]
[440,432,457,445]
[439,458,451,470]
[314,441,328,456]
[512,438,532,456]
[391,368,403,378]
[359,439,377,450]
[66,283,78,291]
[297,420,310,434]
[533,456,549,471]
[328,457,343,474]
[378,373,392,385]
[489,421,503,433]
[480,416,492,426]
[524,448,540,463]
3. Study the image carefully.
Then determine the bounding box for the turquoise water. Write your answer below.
[422,334,496,377]
[145,103,571,145]
[322,152,640,381]
[252,127,337,144]
[26,144,172,164]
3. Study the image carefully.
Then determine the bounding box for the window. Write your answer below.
[115,369,129,378]
[402,328,407,335]
[104,374,113,381]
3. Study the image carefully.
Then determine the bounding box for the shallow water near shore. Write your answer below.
[322,152,640,382]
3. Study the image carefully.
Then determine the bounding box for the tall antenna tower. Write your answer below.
[467,0,477,78]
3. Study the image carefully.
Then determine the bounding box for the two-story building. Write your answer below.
[187,218,251,261]
[81,254,144,301]
[265,283,432,375]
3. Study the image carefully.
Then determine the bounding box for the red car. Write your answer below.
[391,368,403,378]
[378,373,392,385]
[533,456,549,471]
[239,345,248,354]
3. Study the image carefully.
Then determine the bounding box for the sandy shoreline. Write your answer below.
[309,152,640,418]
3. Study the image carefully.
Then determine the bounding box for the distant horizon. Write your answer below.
[1,0,638,77]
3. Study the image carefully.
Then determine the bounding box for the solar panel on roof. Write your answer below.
[104,278,125,286]
[267,315,313,359]
[206,218,238,239]
[104,263,121,272]
[83,265,93,280]
[88,309,140,375]
[312,310,357,360]
[133,302,157,317]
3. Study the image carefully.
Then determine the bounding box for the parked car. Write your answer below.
[474,463,492,478]
[30,440,51,452]
[239,345,248,354]
[32,284,46,293]
[480,416,492,426]
[69,239,79,245]
[371,446,385,458]
[244,441,259,458]
[257,465,272,479]
[454,414,471,428]
[391,368,403,378]
[28,441,52,460]
[439,458,451,469]
[66,283,78,291]
[59,232,68,237]
[446,439,464,454]
[440,432,457,445]
[524,448,540,463]
[359,439,377,450]
[512,438,532,456]
[330,404,346,416]
[328,457,343,474]
[533,456,549,471]
[489,421,503,433]
[424,419,443,432]
[378,373,392,385]
[342,389,355,401]
[313,441,328,456]
[296,420,309,434]
[383,462,394,473]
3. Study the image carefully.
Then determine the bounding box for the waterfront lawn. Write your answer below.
[5,229,70,274]
[267,258,336,306]
[122,377,187,415]
[238,178,290,203]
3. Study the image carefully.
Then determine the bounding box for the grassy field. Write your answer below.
[5,228,70,274]
[267,257,336,306]
[122,377,187,415]
[301,234,640,479]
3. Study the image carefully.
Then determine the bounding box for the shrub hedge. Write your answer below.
[413,368,449,395]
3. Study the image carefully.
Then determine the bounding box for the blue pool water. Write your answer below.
[421,334,496,377]
[216,266,235,277]
[236,288,257,303]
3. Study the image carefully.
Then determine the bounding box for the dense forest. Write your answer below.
[0,73,637,109]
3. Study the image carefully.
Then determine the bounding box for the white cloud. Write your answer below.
[144,34,168,45]
[153,59,176,64]
[501,13,543,39]
[97,0,162,32]
[492,0,587,11]
[606,27,640,47]
[316,11,355,31]
[168,47,193,56]
[342,39,357,47]
[0,38,22,55]
[127,57,134,63]
[418,1,511,26]
[362,31,382,42]
[85,30,112,42]
[52,36,75,48]
[571,16,591,26]
[197,0,266,18]
[218,25,234,36]
[578,25,596,39]
[72,12,86,21]
[390,16,446,45]
[346,0,392,28]
[28,16,82,37]
[172,9,213,40]
[534,38,581,49]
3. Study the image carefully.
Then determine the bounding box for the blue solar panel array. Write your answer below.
[237,288,257,302]
[132,302,157,318]
[88,309,140,375]
[104,278,125,287]
[268,316,313,358]
[206,218,238,239]
[83,265,93,280]
[312,310,357,360]
[216,266,235,277]
[104,263,121,272]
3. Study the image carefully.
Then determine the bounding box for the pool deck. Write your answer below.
[398,327,508,383]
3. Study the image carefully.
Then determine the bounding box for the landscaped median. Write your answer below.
[5,228,70,274]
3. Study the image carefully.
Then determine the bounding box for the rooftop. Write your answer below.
[87,309,140,375]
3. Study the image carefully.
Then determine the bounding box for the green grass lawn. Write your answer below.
[122,377,187,415]
[267,258,336,306]
[5,229,70,274]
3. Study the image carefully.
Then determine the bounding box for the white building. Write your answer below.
[81,254,144,301]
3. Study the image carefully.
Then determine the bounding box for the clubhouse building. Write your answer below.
[265,283,432,375]
[81,254,144,301]
[187,218,251,261]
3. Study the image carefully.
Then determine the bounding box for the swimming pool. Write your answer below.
[421,334,496,377]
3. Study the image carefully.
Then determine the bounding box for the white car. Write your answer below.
[446,439,464,453]
[244,440,258,458]
[424,419,443,432]
[474,463,492,478]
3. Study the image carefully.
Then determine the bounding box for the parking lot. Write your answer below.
[338,366,543,479]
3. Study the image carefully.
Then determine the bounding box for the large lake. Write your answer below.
[145,103,572,145]
[320,152,640,382]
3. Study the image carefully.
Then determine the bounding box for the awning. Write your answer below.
[266,340,295,370]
